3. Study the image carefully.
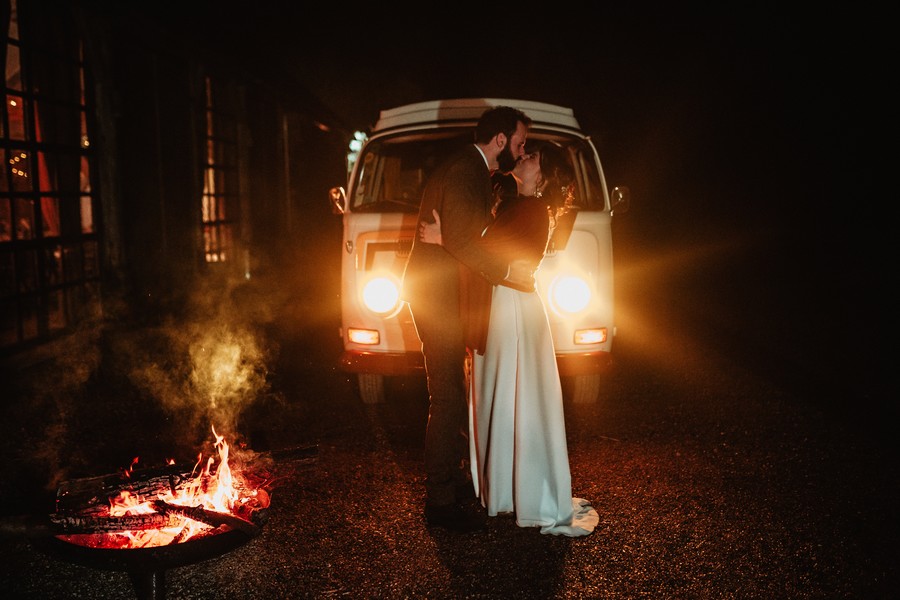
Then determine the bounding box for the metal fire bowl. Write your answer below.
[24,445,315,581]
[32,512,267,574]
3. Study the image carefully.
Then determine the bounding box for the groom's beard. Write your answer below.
[496,143,518,174]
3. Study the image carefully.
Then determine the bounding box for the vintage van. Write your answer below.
[329,98,629,404]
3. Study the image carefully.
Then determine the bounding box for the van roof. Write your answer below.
[373,98,583,135]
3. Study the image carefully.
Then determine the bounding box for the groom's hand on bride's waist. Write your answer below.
[502,259,536,292]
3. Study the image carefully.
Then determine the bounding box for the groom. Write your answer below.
[402,105,532,533]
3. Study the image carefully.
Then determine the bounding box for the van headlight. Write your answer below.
[362,276,401,315]
[547,274,591,315]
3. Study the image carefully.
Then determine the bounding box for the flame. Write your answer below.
[60,425,269,549]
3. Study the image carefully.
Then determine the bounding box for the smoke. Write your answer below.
[127,277,282,451]
[3,273,288,510]
[1,298,107,498]
[26,312,105,494]
[187,321,270,431]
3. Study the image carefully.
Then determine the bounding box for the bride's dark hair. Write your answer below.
[535,142,576,220]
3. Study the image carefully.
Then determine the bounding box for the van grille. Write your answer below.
[396,238,413,257]
[363,237,414,270]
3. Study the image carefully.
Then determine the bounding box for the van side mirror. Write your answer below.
[329,186,347,215]
[610,186,630,216]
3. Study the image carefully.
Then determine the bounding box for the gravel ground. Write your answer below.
[0,238,896,599]
[1,313,895,599]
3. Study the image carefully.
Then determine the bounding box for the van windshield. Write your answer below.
[350,131,607,213]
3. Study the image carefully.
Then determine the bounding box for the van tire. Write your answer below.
[569,374,601,404]
[357,373,385,404]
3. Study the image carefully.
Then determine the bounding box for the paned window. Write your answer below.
[1,0,99,351]
[201,76,239,265]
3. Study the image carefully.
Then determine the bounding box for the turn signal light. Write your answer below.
[348,328,380,345]
[574,328,607,345]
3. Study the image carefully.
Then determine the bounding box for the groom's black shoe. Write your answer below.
[425,503,486,533]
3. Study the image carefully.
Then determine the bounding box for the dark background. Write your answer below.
[205,7,887,411]
[110,5,891,411]
[0,9,894,596]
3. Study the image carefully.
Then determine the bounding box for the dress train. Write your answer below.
[468,285,598,536]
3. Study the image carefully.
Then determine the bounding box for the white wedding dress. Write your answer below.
[468,284,599,536]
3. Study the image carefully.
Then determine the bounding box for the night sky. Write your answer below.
[207,8,883,235]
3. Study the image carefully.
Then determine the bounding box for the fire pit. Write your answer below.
[28,427,277,600]
[34,520,263,599]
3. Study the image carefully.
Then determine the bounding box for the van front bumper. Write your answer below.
[340,351,425,375]
[340,349,611,377]
[556,351,613,376]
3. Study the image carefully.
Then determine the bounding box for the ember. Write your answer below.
[52,426,271,549]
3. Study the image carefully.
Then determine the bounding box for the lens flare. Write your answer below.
[362,277,400,314]
[550,275,591,314]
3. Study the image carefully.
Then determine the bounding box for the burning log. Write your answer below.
[55,464,194,515]
[51,444,313,517]
[1,510,183,538]
[151,499,260,536]
[0,431,293,548]
[48,511,182,534]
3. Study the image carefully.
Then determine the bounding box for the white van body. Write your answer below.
[329,98,629,403]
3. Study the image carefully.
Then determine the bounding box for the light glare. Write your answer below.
[551,275,591,314]
[362,277,400,314]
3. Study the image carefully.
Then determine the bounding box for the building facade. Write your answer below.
[1,1,346,363]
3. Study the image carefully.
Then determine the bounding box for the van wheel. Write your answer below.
[357,373,385,404]
[568,374,601,404]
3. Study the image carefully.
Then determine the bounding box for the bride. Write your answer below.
[419,142,599,536]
